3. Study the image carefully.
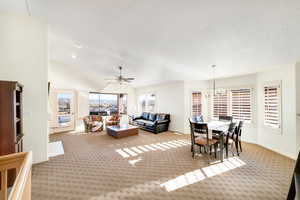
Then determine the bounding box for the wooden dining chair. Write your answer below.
[189,119,219,161]
[189,119,201,157]
[287,151,300,200]
[224,122,237,158]
[236,121,244,154]
[229,120,244,156]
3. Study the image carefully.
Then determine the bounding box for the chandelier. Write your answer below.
[205,65,226,98]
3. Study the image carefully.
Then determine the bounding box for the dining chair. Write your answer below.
[192,115,204,123]
[189,119,201,157]
[287,151,300,200]
[224,122,237,158]
[219,115,233,122]
[236,121,244,154]
[189,119,219,162]
[189,117,205,152]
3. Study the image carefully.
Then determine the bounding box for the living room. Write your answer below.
[1,0,300,200]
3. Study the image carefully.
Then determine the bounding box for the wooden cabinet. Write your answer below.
[0,80,23,186]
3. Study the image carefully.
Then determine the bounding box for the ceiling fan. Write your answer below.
[105,66,135,84]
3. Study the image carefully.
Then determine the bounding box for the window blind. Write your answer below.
[213,92,228,118]
[192,92,202,116]
[230,89,251,122]
[264,85,280,128]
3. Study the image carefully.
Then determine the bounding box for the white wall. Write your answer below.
[257,65,297,159]
[135,81,185,133]
[0,12,48,163]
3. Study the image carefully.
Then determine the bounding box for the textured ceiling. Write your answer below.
[3,0,300,87]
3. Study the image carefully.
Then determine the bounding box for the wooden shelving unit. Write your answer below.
[0,80,24,186]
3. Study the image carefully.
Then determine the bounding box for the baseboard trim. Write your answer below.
[168,130,185,134]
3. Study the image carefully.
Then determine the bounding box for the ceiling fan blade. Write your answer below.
[123,78,135,81]
[123,79,133,83]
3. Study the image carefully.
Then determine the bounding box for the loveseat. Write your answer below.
[133,112,170,134]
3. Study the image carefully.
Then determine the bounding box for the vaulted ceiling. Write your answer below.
[2,0,300,87]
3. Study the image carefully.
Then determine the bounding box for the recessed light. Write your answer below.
[71,54,77,59]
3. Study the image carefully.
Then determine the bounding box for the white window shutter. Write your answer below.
[264,84,281,128]
[192,92,202,116]
[230,89,252,122]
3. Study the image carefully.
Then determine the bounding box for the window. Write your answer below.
[212,88,253,122]
[89,93,120,116]
[139,93,156,112]
[119,94,128,114]
[213,91,229,118]
[230,89,251,122]
[264,84,281,128]
[192,92,202,117]
[57,93,73,127]
[57,93,72,114]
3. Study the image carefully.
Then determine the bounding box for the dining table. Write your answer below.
[190,120,231,162]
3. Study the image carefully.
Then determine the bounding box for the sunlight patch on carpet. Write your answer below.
[160,157,246,192]
[115,139,191,158]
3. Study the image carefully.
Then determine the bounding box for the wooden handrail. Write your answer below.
[0,152,32,200]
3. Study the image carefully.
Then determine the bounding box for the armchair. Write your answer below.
[83,115,104,132]
[106,114,121,126]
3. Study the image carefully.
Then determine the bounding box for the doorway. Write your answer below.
[50,90,76,133]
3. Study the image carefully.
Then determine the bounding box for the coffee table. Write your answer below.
[106,124,139,138]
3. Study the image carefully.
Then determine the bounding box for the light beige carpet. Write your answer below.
[32,130,295,200]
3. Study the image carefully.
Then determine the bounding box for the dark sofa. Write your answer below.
[133,112,170,134]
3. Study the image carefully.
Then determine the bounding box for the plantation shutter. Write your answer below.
[230,89,252,122]
[192,92,202,116]
[264,85,281,128]
[213,92,228,118]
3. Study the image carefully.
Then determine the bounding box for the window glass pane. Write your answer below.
[147,94,156,112]
[139,93,156,112]
[119,94,128,114]
[89,93,100,115]
[57,93,72,114]
[89,93,119,116]
[99,94,118,116]
[58,116,71,127]
[139,95,147,112]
